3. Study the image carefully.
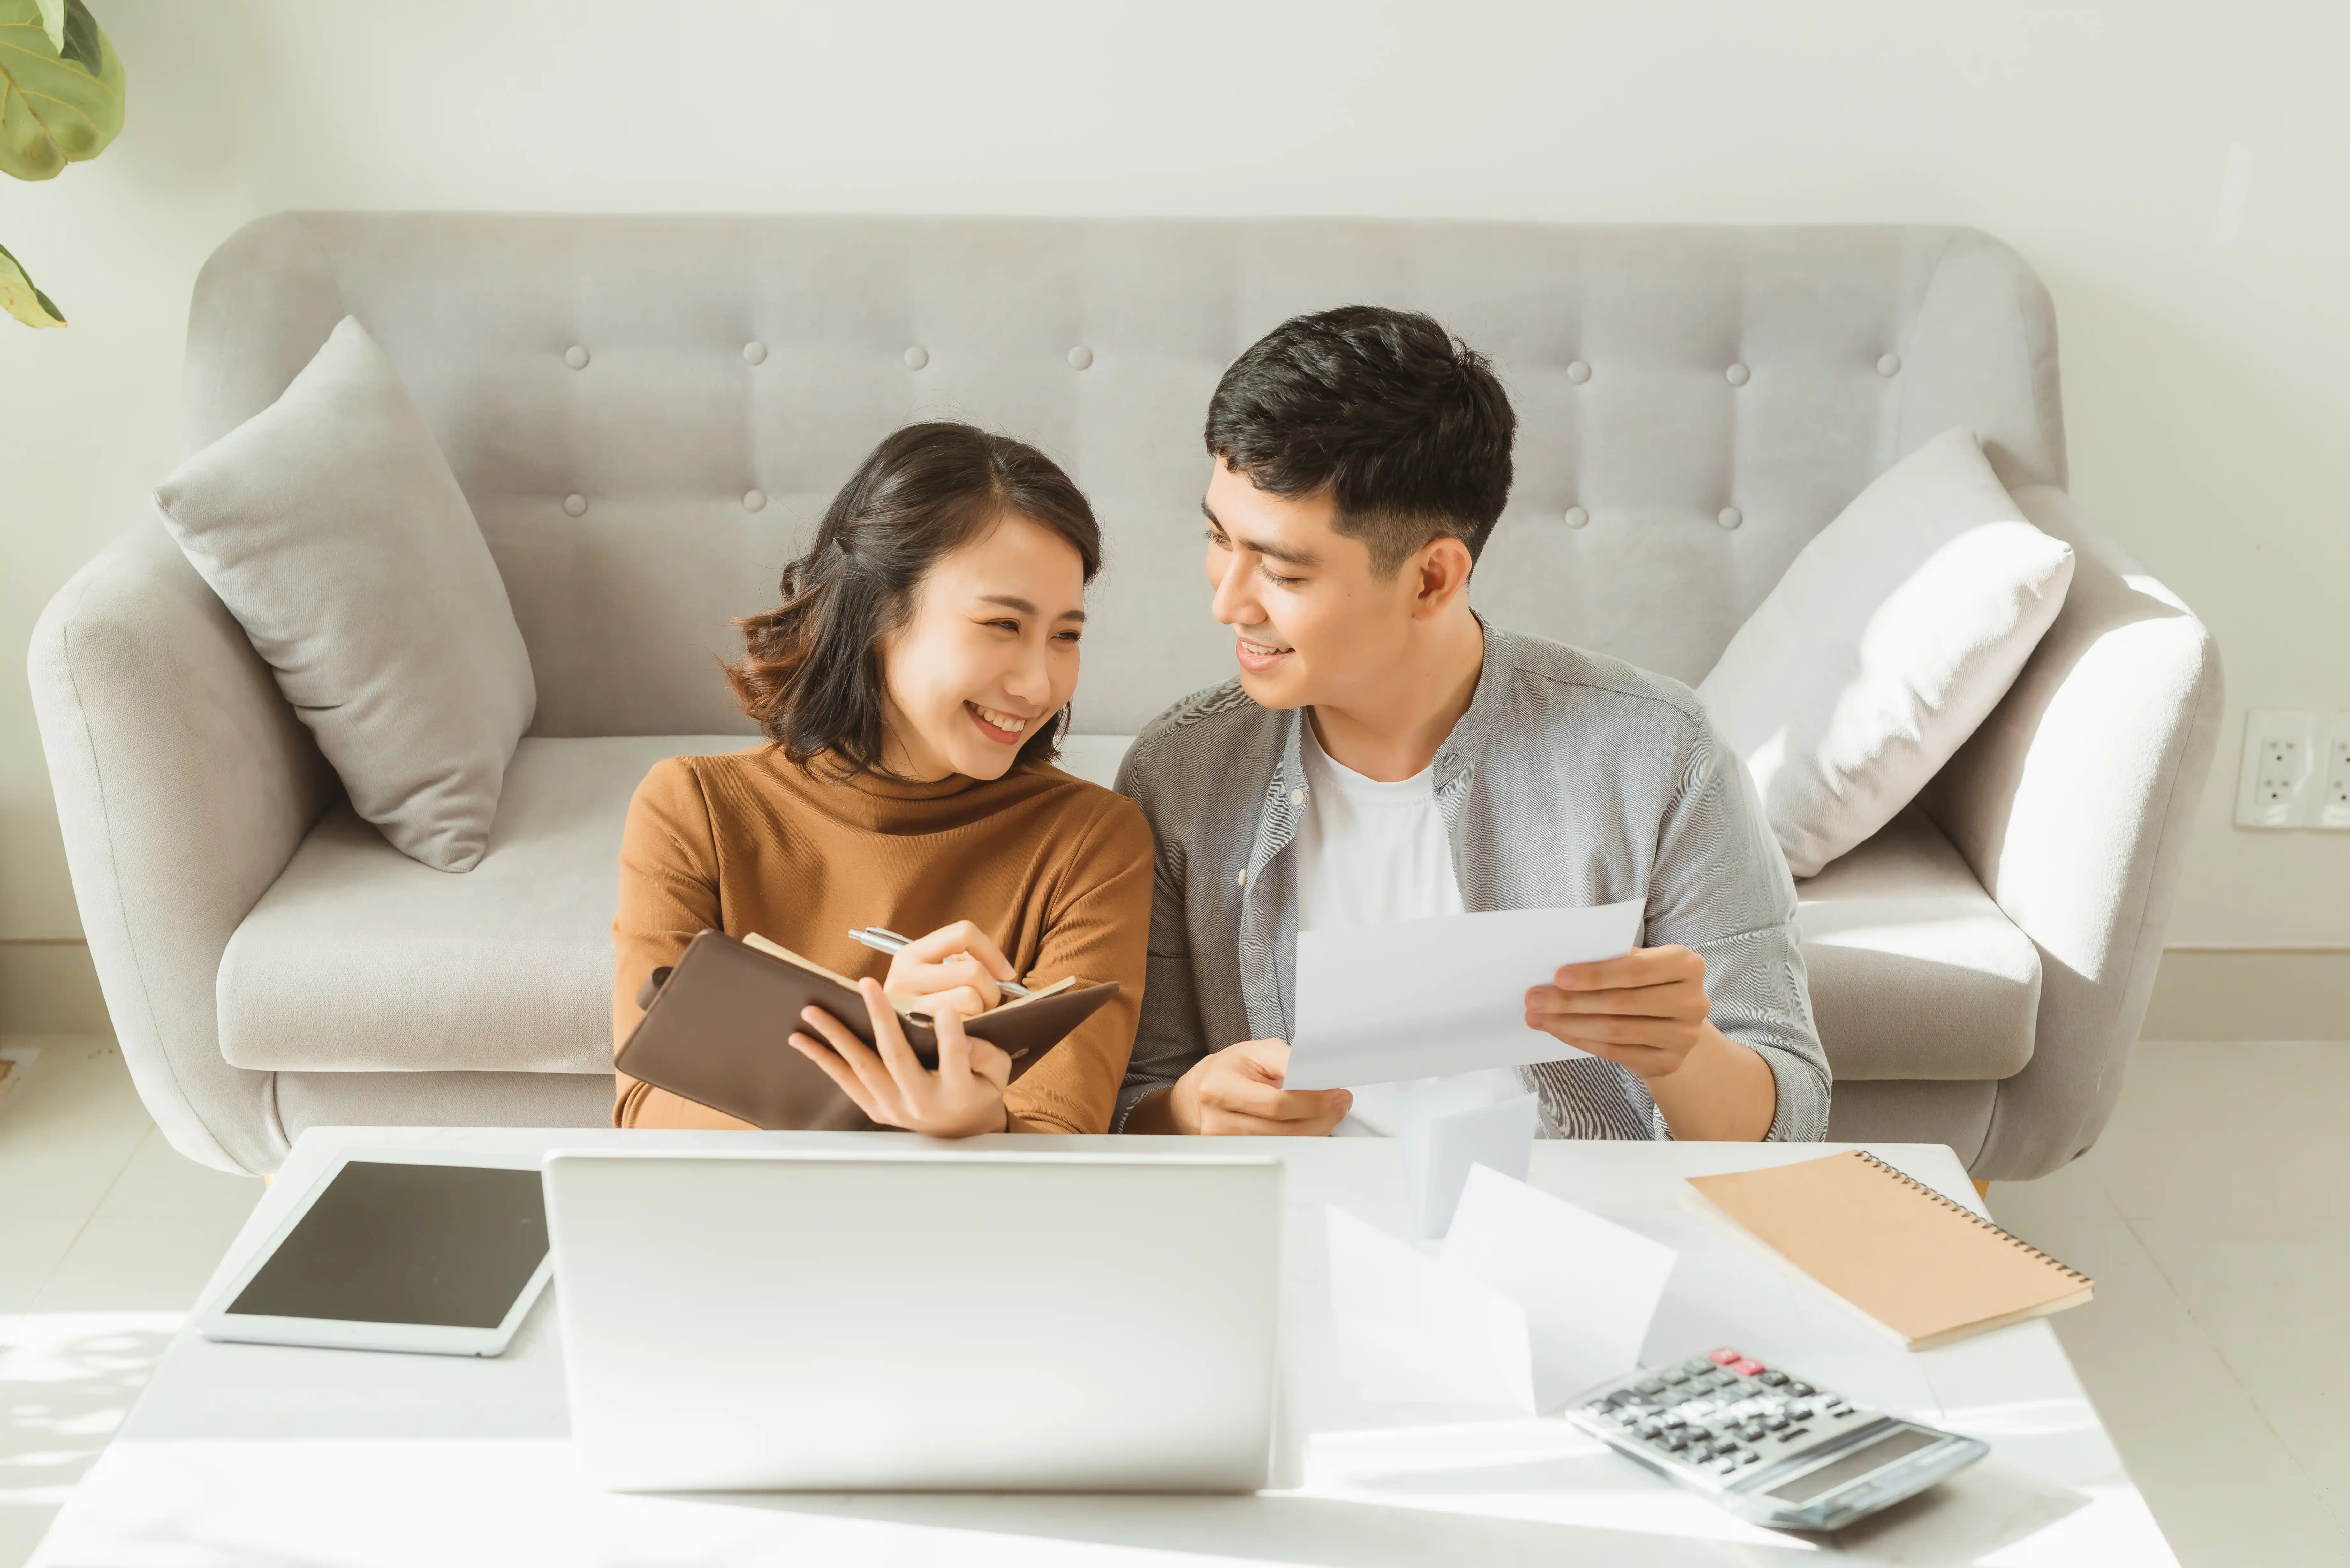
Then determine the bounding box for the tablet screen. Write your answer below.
[227,1161,548,1328]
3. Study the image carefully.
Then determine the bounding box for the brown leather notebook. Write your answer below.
[614,929,1121,1131]
[1687,1150,2094,1350]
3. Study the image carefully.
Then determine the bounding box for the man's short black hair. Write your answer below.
[1204,305,1516,575]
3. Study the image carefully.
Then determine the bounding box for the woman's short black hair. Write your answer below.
[1204,305,1516,575]
[728,421,1101,778]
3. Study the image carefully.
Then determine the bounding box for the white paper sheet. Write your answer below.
[1398,1084,1539,1239]
[1326,1203,1536,1409]
[1326,1170,1677,1413]
[1285,901,1645,1091]
[1442,1167,1679,1410]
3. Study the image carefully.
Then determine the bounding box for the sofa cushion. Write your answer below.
[220,735,747,1074]
[1797,806,2040,1081]
[224,734,2036,1084]
[1699,426,2075,878]
[155,316,538,873]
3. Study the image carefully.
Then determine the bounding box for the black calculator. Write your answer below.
[1564,1346,1988,1532]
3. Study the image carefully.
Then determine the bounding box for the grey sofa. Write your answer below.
[28,215,2222,1179]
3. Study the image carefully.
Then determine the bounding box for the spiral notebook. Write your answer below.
[1686,1150,2094,1351]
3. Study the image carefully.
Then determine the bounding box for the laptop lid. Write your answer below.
[542,1149,1283,1492]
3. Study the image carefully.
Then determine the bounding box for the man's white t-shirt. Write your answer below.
[1293,718,1518,1135]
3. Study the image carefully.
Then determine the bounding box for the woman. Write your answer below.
[611,422,1152,1136]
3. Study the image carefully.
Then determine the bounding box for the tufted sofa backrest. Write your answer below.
[183,216,2064,738]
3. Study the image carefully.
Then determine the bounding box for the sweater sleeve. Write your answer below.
[1110,737,1213,1129]
[1644,713,1831,1141]
[1001,795,1157,1135]
[609,758,752,1130]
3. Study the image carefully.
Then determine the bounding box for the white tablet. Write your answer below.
[196,1148,553,1357]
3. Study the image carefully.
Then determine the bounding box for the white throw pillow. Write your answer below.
[155,316,535,872]
[1698,427,2073,879]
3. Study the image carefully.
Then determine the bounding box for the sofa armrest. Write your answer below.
[1921,484,2224,1179]
[27,518,336,1172]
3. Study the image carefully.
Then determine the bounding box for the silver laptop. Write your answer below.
[542,1149,1283,1492]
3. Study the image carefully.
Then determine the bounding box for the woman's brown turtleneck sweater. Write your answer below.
[612,744,1153,1134]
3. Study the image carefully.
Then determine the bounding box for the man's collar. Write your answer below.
[1288,614,1506,793]
[1434,614,1509,785]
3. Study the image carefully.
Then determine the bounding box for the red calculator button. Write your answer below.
[1732,1359,1764,1377]
[1709,1348,1741,1365]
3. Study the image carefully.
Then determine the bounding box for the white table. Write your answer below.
[32,1128,2175,1566]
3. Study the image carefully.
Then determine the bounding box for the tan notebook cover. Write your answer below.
[614,929,1120,1132]
[1687,1150,2094,1350]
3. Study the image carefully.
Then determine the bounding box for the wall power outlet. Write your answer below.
[2236,710,2350,829]
[2324,726,2350,831]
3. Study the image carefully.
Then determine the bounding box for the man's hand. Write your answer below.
[882,920,1017,1020]
[1523,945,1711,1079]
[1525,945,1776,1141]
[1137,1039,1353,1136]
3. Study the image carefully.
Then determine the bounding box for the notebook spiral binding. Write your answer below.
[1851,1151,2093,1286]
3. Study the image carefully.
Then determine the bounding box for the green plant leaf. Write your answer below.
[0,0,123,179]
[58,0,98,72]
[33,0,58,52]
[0,237,65,326]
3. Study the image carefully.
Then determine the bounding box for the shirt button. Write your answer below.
[1237,867,1247,887]
[1290,788,1304,806]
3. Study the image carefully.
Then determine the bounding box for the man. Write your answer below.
[1115,306,1827,1142]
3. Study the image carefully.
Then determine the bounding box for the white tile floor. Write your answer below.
[0,1034,2340,1565]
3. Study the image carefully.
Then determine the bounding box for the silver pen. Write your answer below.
[846,926,1035,1000]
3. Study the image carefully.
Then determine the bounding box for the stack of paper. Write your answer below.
[1395,1079,1539,1238]
[1326,1166,1678,1413]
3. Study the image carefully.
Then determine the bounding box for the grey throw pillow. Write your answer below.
[155,316,535,872]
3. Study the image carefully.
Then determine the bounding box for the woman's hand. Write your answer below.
[882,920,1020,1020]
[789,976,1013,1137]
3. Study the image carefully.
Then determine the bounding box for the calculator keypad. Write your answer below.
[1573,1347,1866,1480]
[1565,1346,1990,1532]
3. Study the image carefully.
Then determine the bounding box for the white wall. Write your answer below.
[5,0,2346,956]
